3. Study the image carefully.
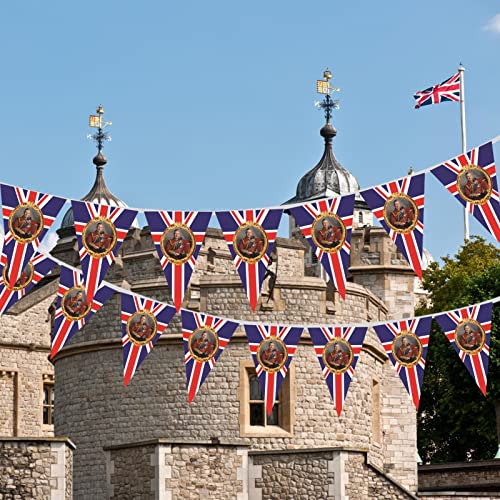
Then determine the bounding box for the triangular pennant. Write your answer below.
[431,142,500,242]
[121,292,176,386]
[373,317,432,409]
[434,303,492,396]
[0,252,57,316]
[72,201,138,302]
[0,184,65,287]
[361,174,425,278]
[308,326,368,416]
[288,195,355,298]
[145,210,211,311]
[50,265,114,359]
[216,209,283,310]
[244,324,303,415]
[181,310,238,402]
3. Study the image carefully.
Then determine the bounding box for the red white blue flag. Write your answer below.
[361,174,425,278]
[181,310,238,402]
[431,142,500,242]
[216,208,282,310]
[374,317,432,409]
[434,303,492,396]
[288,195,354,298]
[50,265,114,359]
[72,201,138,302]
[121,292,176,386]
[145,210,211,311]
[0,252,57,316]
[1,184,65,288]
[244,324,303,415]
[414,72,460,109]
[308,326,368,416]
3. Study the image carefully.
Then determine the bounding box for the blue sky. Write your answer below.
[0,1,499,261]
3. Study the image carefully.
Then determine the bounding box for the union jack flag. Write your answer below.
[308,326,367,416]
[361,174,425,278]
[0,252,57,316]
[244,324,303,415]
[288,195,354,298]
[431,142,500,242]
[434,302,492,396]
[181,310,238,402]
[374,317,432,409]
[50,265,114,359]
[216,208,282,310]
[1,184,65,288]
[414,72,460,109]
[145,210,211,311]
[72,201,138,303]
[121,292,176,386]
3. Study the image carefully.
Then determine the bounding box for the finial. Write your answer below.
[314,68,340,124]
[87,104,112,154]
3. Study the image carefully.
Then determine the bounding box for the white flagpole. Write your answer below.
[458,64,469,241]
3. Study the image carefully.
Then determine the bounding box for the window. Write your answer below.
[358,211,363,224]
[43,383,54,425]
[239,361,294,437]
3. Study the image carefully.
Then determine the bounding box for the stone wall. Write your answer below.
[0,437,74,499]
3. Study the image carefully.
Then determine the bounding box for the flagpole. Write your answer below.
[458,64,469,241]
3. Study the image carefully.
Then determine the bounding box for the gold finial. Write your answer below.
[96,104,104,115]
[323,68,332,80]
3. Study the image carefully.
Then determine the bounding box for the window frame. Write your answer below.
[41,377,55,428]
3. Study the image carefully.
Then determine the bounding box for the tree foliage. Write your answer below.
[417,237,500,463]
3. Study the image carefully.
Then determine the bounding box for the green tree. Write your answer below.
[417,237,500,463]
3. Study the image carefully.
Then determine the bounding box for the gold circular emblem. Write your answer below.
[8,202,44,243]
[188,326,219,362]
[160,223,196,265]
[233,222,269,264]
[82,216,117,259]
[391,330,422,368]
[383,193,419,234]
[2,261,34,291]
[126,310,158,346]
[456,165,493,205]
[311,212,346,254]
[61,286,91,321]
[323,338,354,374]
[454,318,485,355]
[257,336,288,373]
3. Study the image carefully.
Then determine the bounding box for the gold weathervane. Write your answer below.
[87,104,112,152]
[315,68,340,123]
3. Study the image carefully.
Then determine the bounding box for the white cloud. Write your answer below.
[38,231,59,254]
[483,13,500,33]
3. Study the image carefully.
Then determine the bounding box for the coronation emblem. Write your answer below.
[257,336,288,373]
[383,193,419,234]
[2,261,34,291]
[8,202,43,243]
[233,221,268,263]
[188,326,219,362]
[160,223,196,265]
[82,216,117,259]
[62,286,91,321]
[391,330,422,368]
[454,318,485,355]
[126,310,158,346]
[456,165,492,205]
[323,338,353,374]
[311,212,346,254]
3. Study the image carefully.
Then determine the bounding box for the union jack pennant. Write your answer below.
[216,208,282,310]
[50,265,114,359]
[431,142,500,242]
[244,324,303,415]
[72,201,138,303]
[414,72,460,109]
[181,310,238,402]
[373,317,432,409]
[121,292,176,386]
[145,210,211,311]
[1,184,65,288]
[288,195,355,298]
[434,302,493,396]
[0,252,57,316]
[361,174,425,278]
[308,326,368,416]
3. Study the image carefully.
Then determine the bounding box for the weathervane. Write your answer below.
[87,104,112,153]
[314,68,340,123]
